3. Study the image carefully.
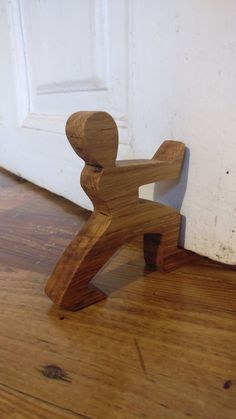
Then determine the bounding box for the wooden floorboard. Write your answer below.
[0,167,235,419]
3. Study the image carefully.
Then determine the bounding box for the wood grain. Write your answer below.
[46,111,194,310]
[0,168,235,418]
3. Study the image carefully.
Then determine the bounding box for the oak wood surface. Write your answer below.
[0,168,236,418]
[46,111,194,310]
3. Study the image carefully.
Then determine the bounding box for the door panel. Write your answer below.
[8,0,130,144]
[1,0,132,210]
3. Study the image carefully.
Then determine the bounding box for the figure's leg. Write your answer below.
[45,212,125,310]
[144,212,195,271]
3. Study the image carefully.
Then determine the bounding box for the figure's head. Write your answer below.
[66,111,118,168]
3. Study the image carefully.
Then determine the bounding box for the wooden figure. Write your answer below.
[46,111,192,310]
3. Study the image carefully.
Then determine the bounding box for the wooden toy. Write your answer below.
[46,111,192,310]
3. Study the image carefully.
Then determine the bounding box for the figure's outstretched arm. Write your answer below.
[116,140,185,187]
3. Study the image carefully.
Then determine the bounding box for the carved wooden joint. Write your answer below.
[45,111,193,310]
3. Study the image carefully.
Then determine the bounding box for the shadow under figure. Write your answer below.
[45,111,194,311]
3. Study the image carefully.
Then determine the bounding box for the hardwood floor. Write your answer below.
[0,167,235,419]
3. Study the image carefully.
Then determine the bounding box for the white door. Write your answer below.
[1,0,236,264]
[1,0,132,209]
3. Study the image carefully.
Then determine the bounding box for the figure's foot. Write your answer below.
[158,248,197,272]
[46,284,107,311]
[144,233,196,272]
